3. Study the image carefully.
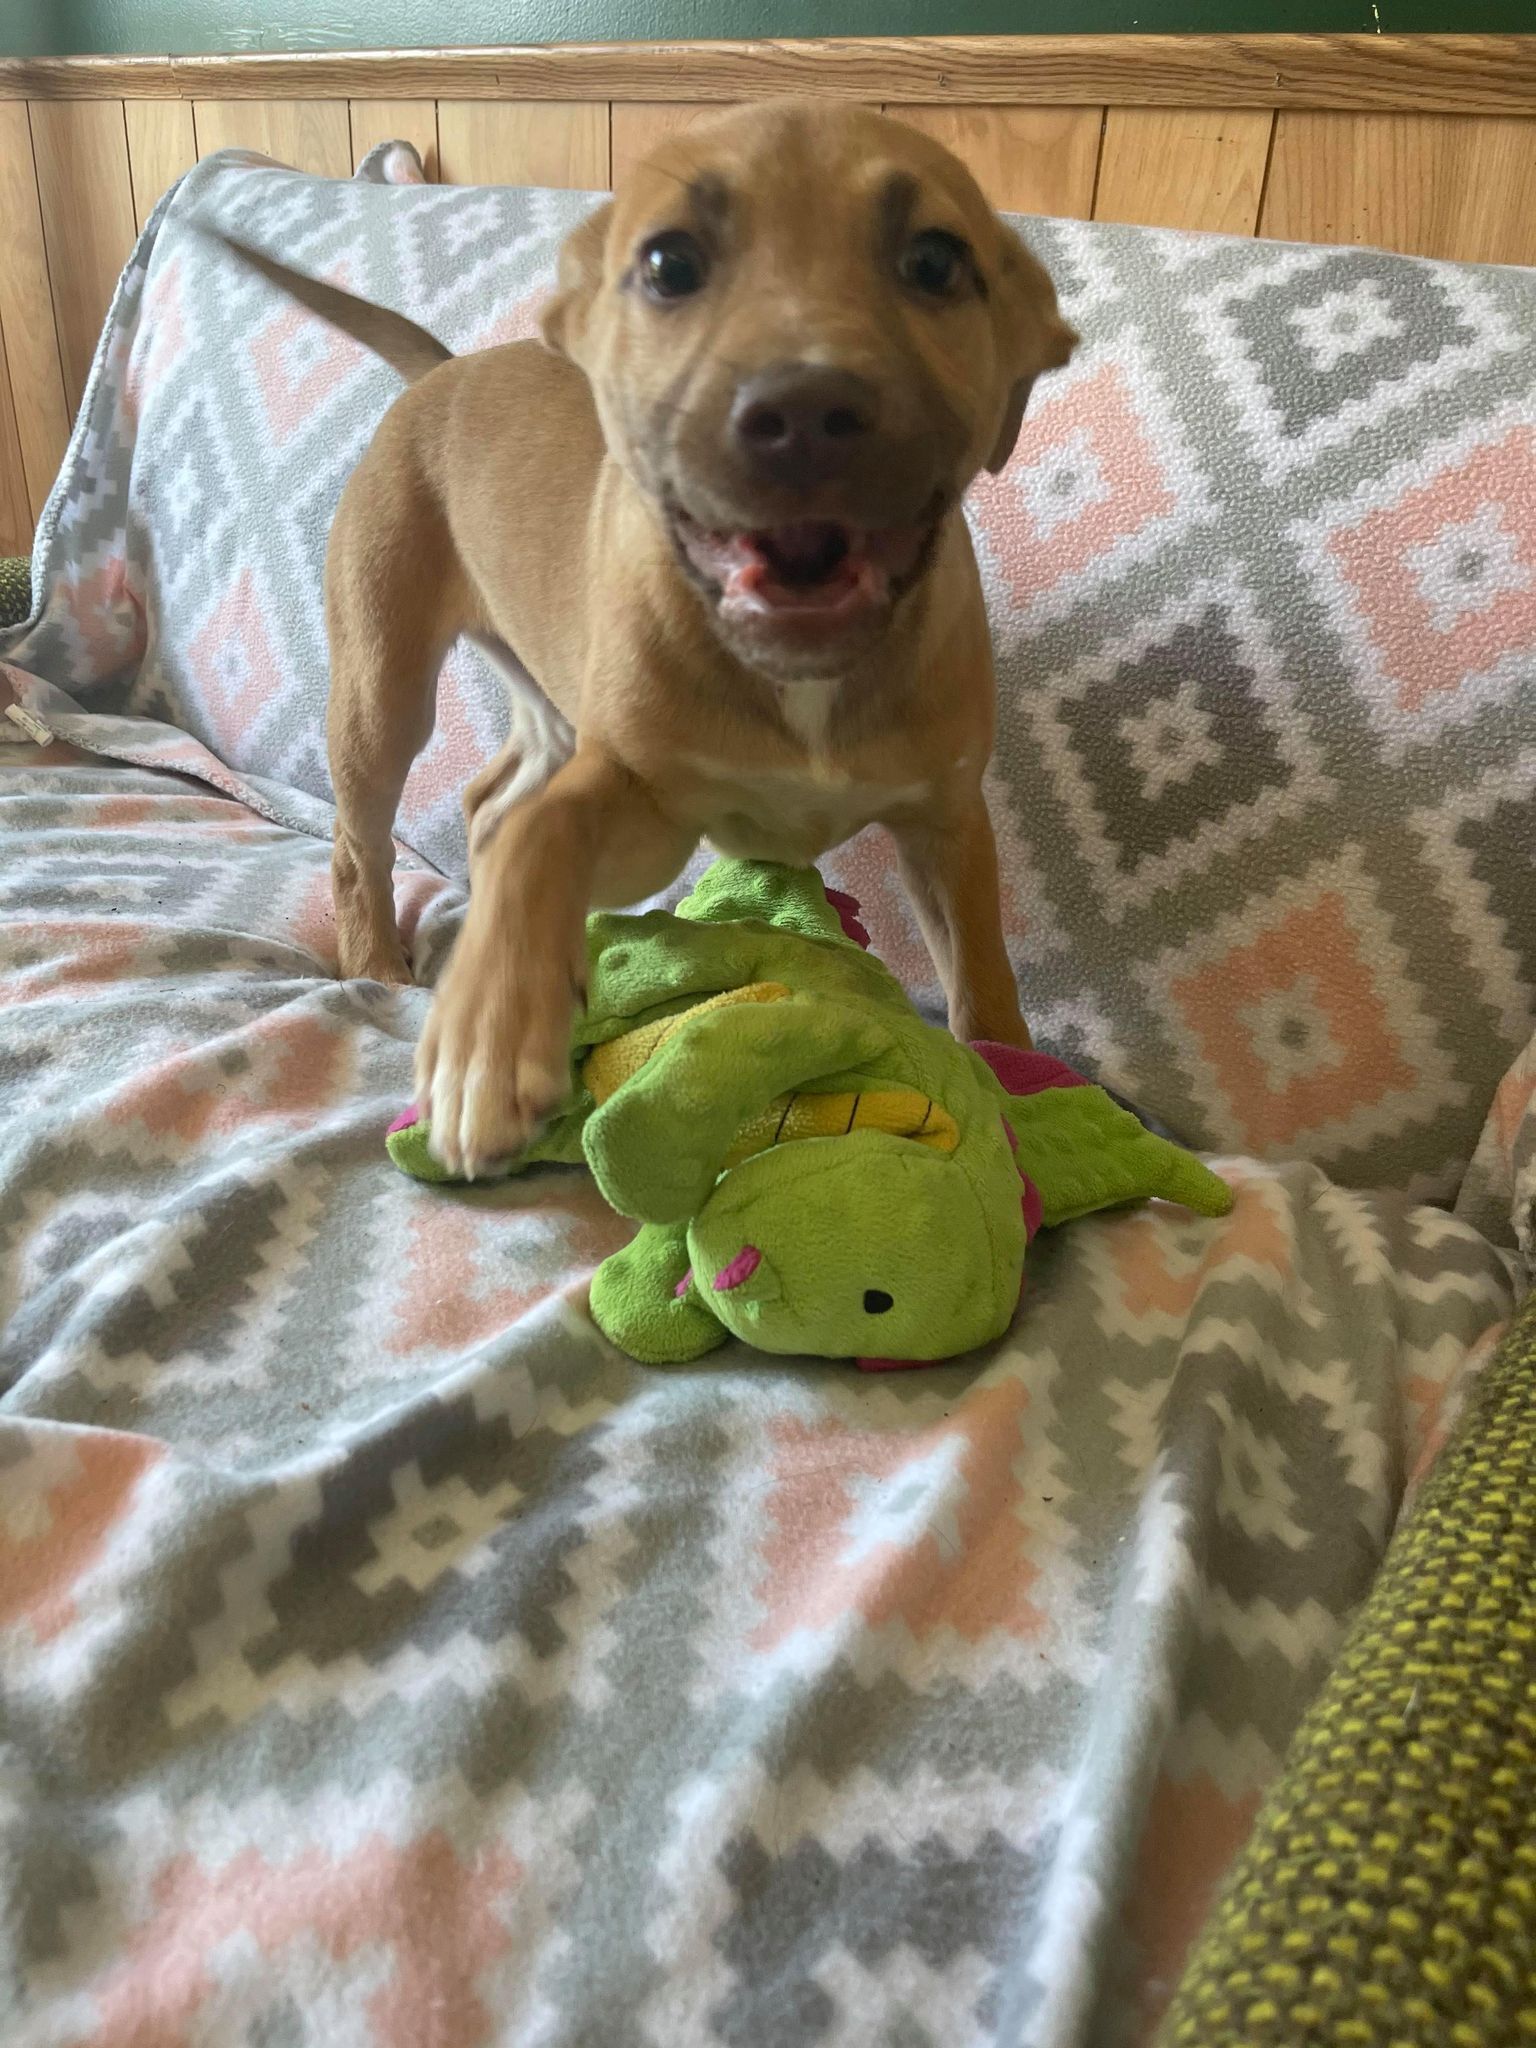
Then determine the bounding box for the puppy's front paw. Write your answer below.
[415,924,577,1179]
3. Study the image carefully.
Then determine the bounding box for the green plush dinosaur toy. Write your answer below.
[387,858,1232,1368]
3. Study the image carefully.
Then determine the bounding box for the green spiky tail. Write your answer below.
[1006,1083,1233,1228]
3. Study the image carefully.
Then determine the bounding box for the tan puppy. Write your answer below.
[223,100,1075,1175]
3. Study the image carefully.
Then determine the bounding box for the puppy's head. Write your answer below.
[542,100,1076,677]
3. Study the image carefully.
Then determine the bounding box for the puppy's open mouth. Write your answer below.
[670,508,936,627]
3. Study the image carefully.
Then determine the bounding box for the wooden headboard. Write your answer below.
[2,31,1533,556]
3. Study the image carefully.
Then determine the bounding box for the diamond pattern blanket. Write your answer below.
[5,142,1533,1199]
[0,144,1533,2048]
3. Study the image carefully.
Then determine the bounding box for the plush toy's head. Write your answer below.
[681,1125,1029,1361]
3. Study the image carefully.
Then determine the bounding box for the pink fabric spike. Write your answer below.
[1021,1173,1044,1239]
[970,1042,1088,1096]
[674,1270,694,1299]
[712,1245,762,1292]
[823,886,871,950]
[856,1356,934,1373]
[388,1105,420,1135]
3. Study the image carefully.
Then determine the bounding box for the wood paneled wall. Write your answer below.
[2,57,1534,556]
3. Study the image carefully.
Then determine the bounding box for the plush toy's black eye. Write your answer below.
[898,228,974,299]
[863,1289,894,1315]
[639,230,709,302]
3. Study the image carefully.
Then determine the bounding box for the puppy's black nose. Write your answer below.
[731,363,877,488]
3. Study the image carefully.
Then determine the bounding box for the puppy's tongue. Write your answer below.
[679,516,923,618]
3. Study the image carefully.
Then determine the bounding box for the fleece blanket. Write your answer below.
[4,144,1534,1199]
[0,144,1531,2048]
[0,733,1524,2048]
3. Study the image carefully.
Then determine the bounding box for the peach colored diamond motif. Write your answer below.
[52,553,146,675]
[1108,1182,1294,1324]
[90,792,161,830]
[1172,891,1415,1153]
[1404,1317,1506,1492]
[80,1830,521,2048]
[105,1010,353,1145]
[1328,424,1536,714]
[186,567,280,751]
[0,917,151,1009]
[751,1377,1042,1647]
[250,265,371,447]
[0,1430,164,1646]
[1121,1771,1263,2043]
[969,360,1176,607]
[124,252,188,430]
[387,1191,627,1357]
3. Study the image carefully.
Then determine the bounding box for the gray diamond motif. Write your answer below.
[1227,251,1476,440]
[1058,607,1290,873]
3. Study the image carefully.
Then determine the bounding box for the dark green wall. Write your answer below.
[9,0,1530,59]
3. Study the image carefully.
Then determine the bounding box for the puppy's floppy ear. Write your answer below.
[985,231,1077,475]
[539,200,614,364]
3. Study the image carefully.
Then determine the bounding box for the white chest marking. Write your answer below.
[776,680,838,766]
[681,752,929,865]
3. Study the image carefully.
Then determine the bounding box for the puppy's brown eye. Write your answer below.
[640,230,708,302]
[899,228,973,299]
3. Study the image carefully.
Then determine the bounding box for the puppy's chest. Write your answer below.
[680,753,928,864]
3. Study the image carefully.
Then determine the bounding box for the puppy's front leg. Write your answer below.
[418,744,682,1177]
[894,797,1031,1050]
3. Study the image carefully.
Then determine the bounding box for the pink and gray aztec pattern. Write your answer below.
[7,143,1535,1197]
[0,146,1532,2048]
[0,741,1525,2048]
